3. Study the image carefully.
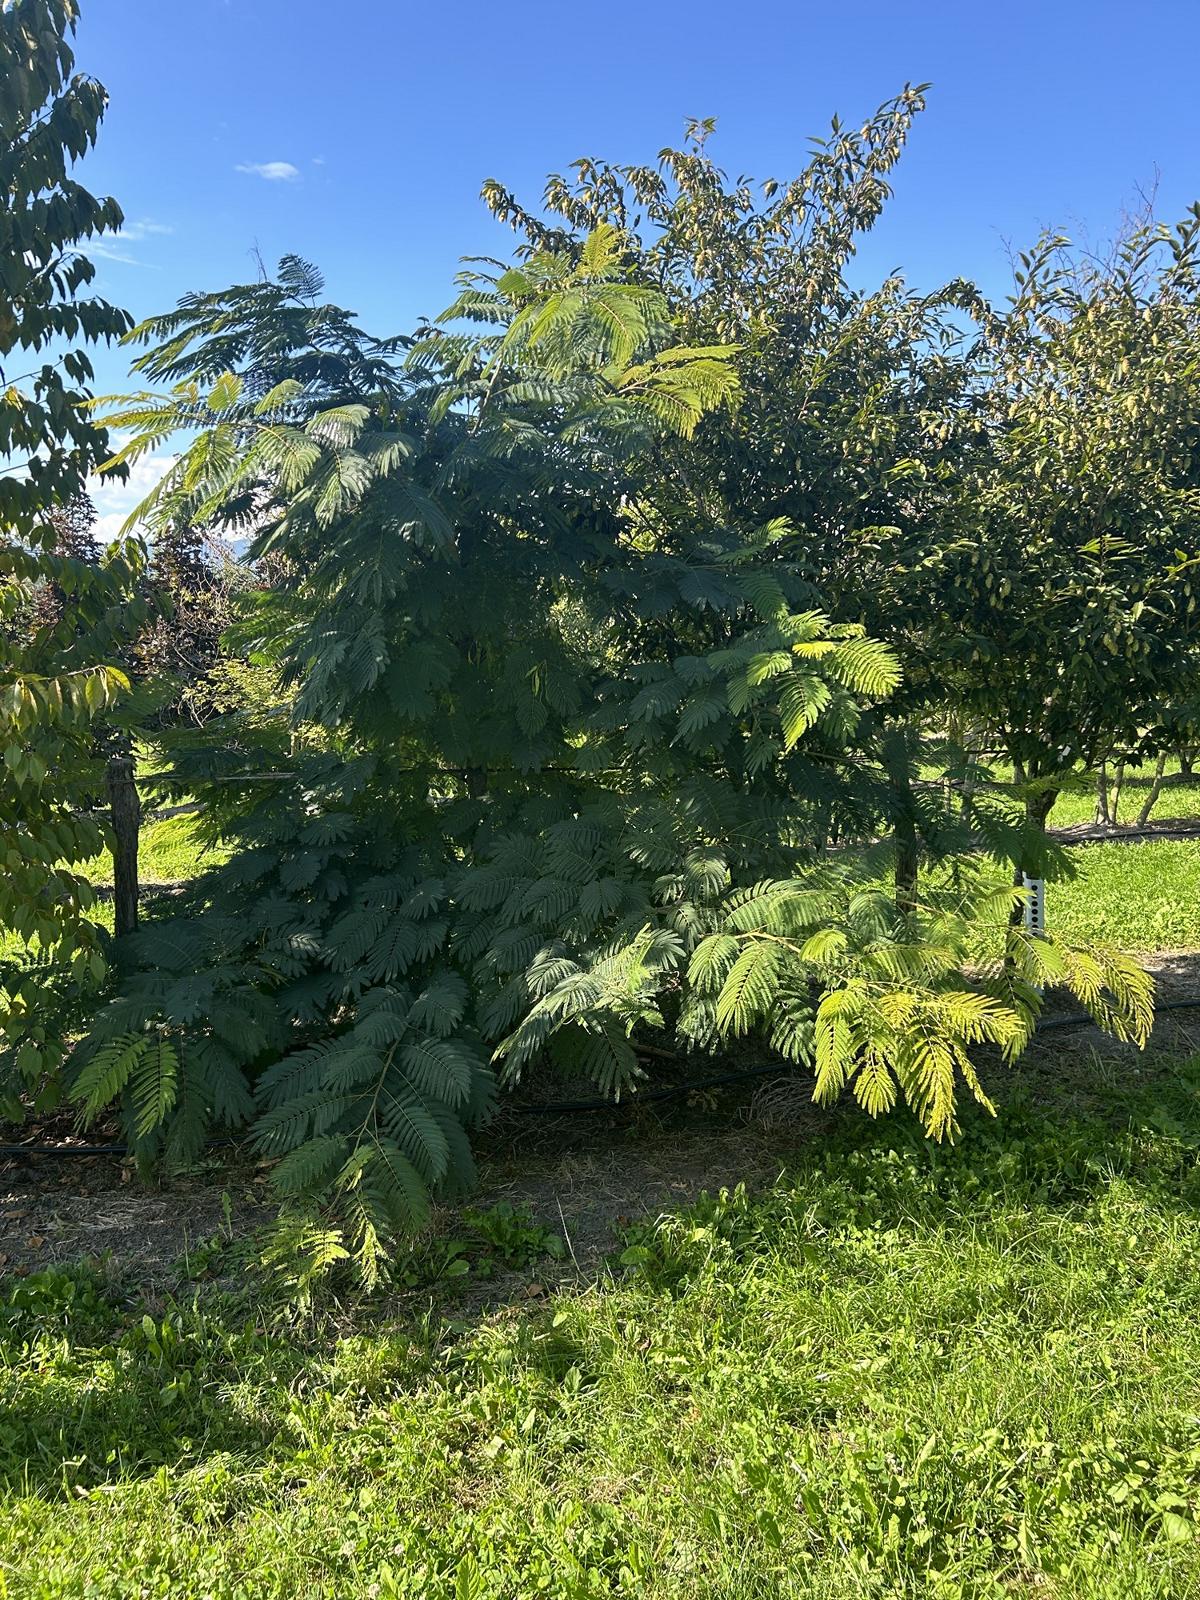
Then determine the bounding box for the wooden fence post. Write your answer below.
[105,748,140,937]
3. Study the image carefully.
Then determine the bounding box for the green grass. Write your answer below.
[5,1065,1200,1596]
[944,839,1200,958]
[75,810,227,888]
[1049,840,1200,950]
[0,814,221,962]
[934,838,1200,960]
[5,776,1197,1594]
[930,839,1200,958]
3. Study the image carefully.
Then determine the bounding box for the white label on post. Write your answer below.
[1022,874,1046,936]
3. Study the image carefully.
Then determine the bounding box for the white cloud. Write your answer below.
[91,219,173,266]
[90,240,139,264]
[87,440,180,543]
[235,160,299,182]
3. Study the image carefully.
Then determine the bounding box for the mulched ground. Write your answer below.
[0,1142,275,1288]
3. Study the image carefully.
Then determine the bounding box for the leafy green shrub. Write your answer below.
[72,224,1151,1280]
[0,0,151,1106]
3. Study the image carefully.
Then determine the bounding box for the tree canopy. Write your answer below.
[3,6,1191,1282]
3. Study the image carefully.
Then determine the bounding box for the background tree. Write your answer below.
[479,97,1001,901]
[107,521,245,936]
[917,219,1200,869]
[483,115,1200,888]
[133,524,242,717]
[0,0,149,1108]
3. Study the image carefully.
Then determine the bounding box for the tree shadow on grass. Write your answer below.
[0,1271,323,1498]
[0,1378,287,1499]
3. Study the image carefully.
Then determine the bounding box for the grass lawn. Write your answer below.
[1049,840,1200,950]
[3,788,1200,1595]
[77,810,227,888]
[921,839,1200,963]
[4,1060,1200,1596]
[0,814,222,961]
[928,839,1200,971]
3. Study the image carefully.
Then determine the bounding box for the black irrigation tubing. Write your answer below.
[5,996,1200,1158]
[509,1063,802,1117]
[508,995,1200,1113]
[1035,996,1200,1032]
[0,1135,241,1160]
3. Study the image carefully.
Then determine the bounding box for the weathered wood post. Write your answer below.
[105,745,140,937]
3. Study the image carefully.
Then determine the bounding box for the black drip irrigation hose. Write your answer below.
[4,995,1200,1158]
[510,1062,799,1117]
[0,1135,241,1160]
[509,995,1200,1115]
[1036,996,1200,1031]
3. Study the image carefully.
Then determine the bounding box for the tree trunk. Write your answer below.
[883,730,919,913]
[894,812,919,913]
[1095,764,1110,826]
[959,724,981,820]
[106,747,140,938]
[1137,750,1169,827]
[1026,786,1057,838]
[1108,760,1126,827]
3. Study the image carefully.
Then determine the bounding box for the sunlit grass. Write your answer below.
[74,810,228,887]
[1048,839,1200,950]
[0,814,223,964]
[948,840,1200,958]
[4,1061,1200,1596]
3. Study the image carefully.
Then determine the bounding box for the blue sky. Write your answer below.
[74,0,1200,530]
